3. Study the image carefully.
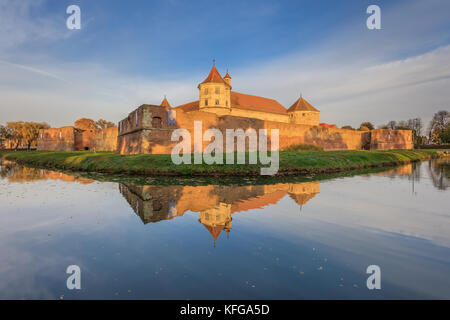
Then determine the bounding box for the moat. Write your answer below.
[0,159,449,299]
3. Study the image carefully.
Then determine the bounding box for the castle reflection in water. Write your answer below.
[2,158,448,244]
[118,182,320,244]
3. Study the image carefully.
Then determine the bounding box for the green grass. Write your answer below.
[0,149,440,177]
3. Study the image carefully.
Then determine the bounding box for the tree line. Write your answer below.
[0,122,50,150]
[0,118,116,150]
[341,110,449,145]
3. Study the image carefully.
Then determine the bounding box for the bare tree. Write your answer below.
[387,121,397,130]
[428,110,449,143]
[96,119,116,130]
[407,118,423,137]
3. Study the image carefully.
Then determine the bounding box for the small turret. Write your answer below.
[160,96,171,109]
[224,70,231,87]
[287,95,320,126]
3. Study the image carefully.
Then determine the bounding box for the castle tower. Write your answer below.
[287,96,320,126]
[224,70,231,87]
[198,202,232,245]
[198,63,231,110]
[160,96,172,109]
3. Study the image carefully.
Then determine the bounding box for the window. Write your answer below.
[226,100,228,106]
[135,110,139,126]
[204,88,209,94]
[205,99,208,106]
[215,99,219,105]
[215,87,220,94]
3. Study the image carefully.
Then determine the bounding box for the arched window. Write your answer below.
[215,87,220,94]
[152,117,162,128]
[215,99,219,105]
[205,99,208,106]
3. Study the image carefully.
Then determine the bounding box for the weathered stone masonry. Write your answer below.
[117,104,413,155]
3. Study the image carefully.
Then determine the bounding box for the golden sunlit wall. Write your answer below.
[289,111,320,126]
[199,82,231,109]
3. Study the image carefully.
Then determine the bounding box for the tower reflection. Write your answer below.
[119,182,320,244]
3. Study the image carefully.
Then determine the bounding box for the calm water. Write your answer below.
[0,159,449,300]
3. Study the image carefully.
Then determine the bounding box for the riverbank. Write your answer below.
[0,149,441,177]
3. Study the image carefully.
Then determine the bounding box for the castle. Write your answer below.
[38,63,413,154]
[119,181,320,244]
[175,65,320,126]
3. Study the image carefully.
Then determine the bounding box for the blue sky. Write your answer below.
[0,0,449,128]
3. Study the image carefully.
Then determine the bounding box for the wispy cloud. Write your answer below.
[0,60,68,82]
[0,0,72,55]
[0,0,449,128]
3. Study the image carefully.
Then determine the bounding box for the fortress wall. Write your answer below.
[262,120,366,150]
[201,107,290,124]
[74,129,95,151]
[94,127,118,151]
[118,104,171,154]
[118,105,412,155]
[37,127,77,151]
[370,129,413,150]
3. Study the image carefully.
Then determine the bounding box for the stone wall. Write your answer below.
[117,104,413,155]
[94,127,118,151]
[370,129,413,150]
[118,105,364,154]
[39,126,118,152]
[117,104,174,154]
[37,127,77,151]
[75,129,95,151]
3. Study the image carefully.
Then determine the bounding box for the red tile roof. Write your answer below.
[230,91,287,115]
[202,224,225,243]
[160,97,171,109]
[199,65,230,87]
[224,71,231,79]
[319,123,336,128]
[287,97,319,112]
[174,92,287,115]
[175,100,199,112]
[231,191,286,214]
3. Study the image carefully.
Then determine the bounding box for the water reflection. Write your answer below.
[0,160,94,184]
[0,158,449,299]
[427,159,450,190]
[119,182,319,244]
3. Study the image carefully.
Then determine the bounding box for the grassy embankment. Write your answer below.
[0,149,440,177]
